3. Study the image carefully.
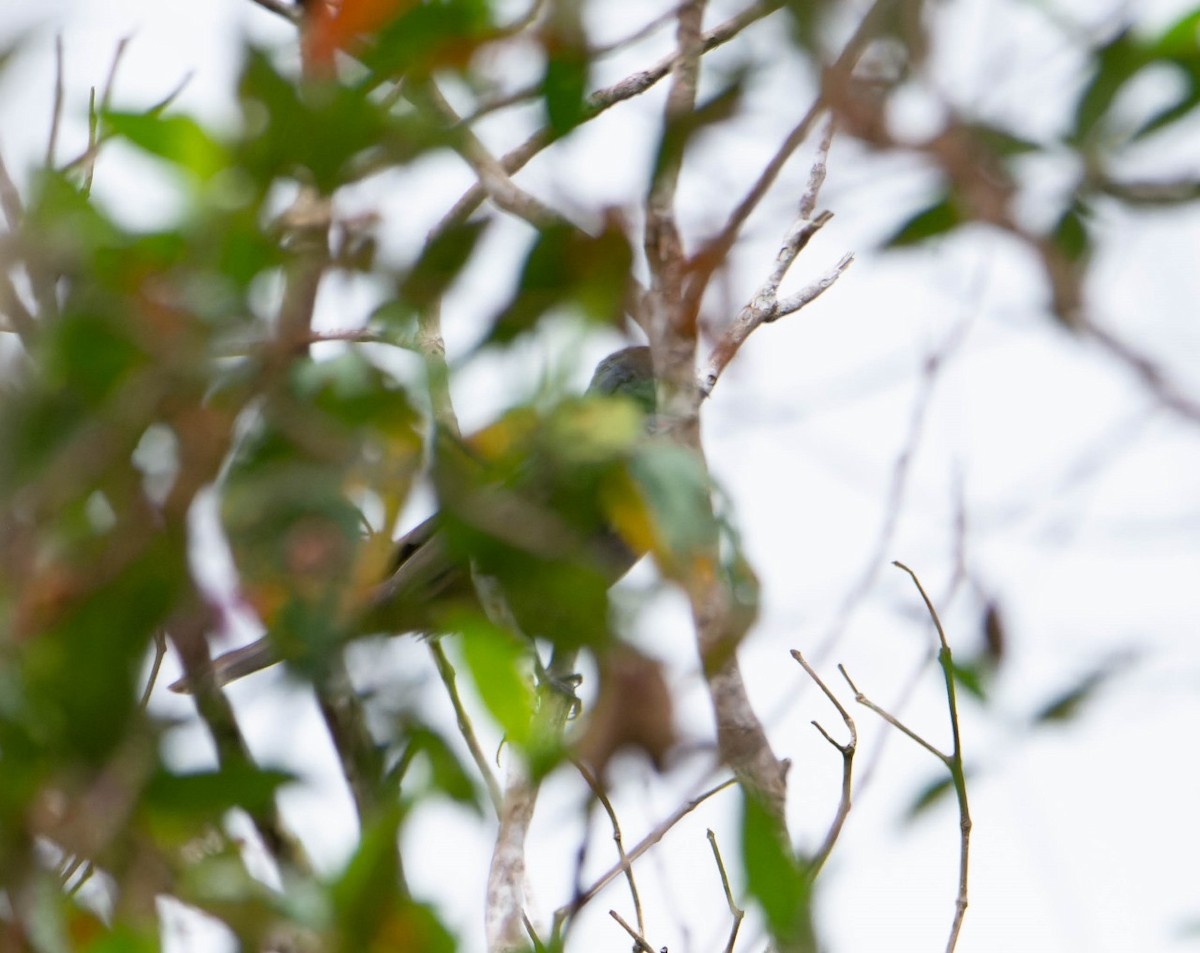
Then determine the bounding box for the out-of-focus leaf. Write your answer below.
[951,659,987,701]
[331,807,455,953]
[487,220,633,345]
[541,6,590,140]
[405,725,483,812]
[358,0,495,80]
[963,121,1041,158]
[17,544,182,765]
[906,773,955,820]
[1031,653,1135,724]
[651,75,744,187]
[237,48,434,192]
[883,191,961,247]
[628,441,717,576]
[83,927,159,953]
[398,219,488,312]
[455,615,536,747]
[740,791,814,948]
[1072,31,1144,143]
[144,765,294,818]
[103,110,228,182]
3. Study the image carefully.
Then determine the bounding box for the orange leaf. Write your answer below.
[305,0,418,70]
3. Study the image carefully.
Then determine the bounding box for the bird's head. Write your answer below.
[586,346,655,415]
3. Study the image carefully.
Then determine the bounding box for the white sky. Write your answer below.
[3,1,1200,952]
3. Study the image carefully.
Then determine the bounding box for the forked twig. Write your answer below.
[791,650,855,874]
[840,563,973,953]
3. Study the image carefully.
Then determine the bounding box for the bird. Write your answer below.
[171,346,656,691]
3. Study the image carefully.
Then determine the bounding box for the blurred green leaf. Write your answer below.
[360,0,494,81]
[405,725,483,811]
[398,219,488,312]
[629,442,717,575]
[884,191,961,247]
[1031,653,1135,724]
[82,925,160,953]
[950,659,987,701]
[104,110,228,182]
[331,807,454,953]
[905,773,955,820]
[740,791,814,949]
[543,46,589,139]
[237,48,433,192]
[455,617,536,747]
[1051,200,1091,262]
[1072,30,1144,143]
[145,765,294,817]
[488,221,633,345]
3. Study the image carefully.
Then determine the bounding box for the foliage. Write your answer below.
[0,0,1198,951]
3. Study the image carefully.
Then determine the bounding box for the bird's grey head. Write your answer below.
[587,346,655,415]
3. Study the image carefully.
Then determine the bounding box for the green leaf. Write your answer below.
[330,807,453,953]
[543,47,590,138]
[1051,200,1091,262]
[629,442,717,574]
[406,725,483,812]
[487,221,633,346]
[1071,31,1145,143]
[1031,653,1135,724]
[884,191,961,247]
[399,220,488,312]
[104,111,228,182]
[145,765,294,817]
[455,614,536,746]
[740,791,815,948]
[906,773,955,820]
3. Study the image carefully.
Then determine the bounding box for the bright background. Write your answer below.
[3,1,1200,951]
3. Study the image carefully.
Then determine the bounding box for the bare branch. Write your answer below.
[838,664,949,765]
[83,35,132,195]
[891,562,972,953]
[609,909,657,953]
[810,317,971,663]
[1085,319,1200,425]
[430,640,504,814]
[553,778,737,934]
[415,81,560,229]
[706,828,745,953]
[791,650,855,875]
[435,0,786,237]
[45,35,65,169]
[576,761,645,935]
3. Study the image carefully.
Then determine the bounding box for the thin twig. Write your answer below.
[413,80,560,229]
[139,632,168,709]
[843,564,974,953]
[706,828,744,953]
[433,0,785,238]
[609,909,657,953]
[552,778,737,936]
[83,36,132,194]
[45,35,65,169]
[839,664,948,763]
[791,650,855,875]
[577,761,645,935]
[893,562,972,953]
[429,639,504,814]
[0,143,25,229]
[810,316,971,663]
